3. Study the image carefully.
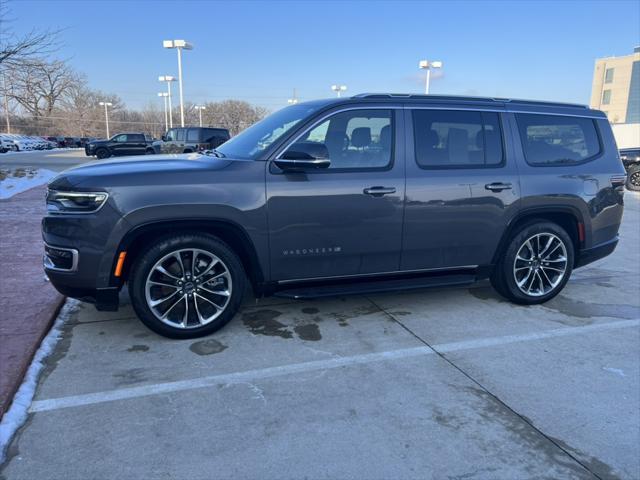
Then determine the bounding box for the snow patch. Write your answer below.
[0,168,57,199]
[0,299,79,463]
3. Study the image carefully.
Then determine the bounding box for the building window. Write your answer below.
[602,90,612,105]
[604,68,614,83]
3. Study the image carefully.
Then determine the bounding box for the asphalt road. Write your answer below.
[0,149,91,173]
[1,190,639,478]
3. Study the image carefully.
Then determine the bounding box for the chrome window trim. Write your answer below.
[277,265,478,284]
[273,105,402,160]
[43,243,79,272]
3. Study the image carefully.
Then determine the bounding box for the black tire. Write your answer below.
[145,148,155,155]
[96,148,110,159]
[128,233,246,339]
[626,164,640,191]
[490,220,574,305]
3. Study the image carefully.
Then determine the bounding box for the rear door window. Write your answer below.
[186,129,200,142]
[176,129,186,142]
[412,110,504,168]
[515,114,601,166]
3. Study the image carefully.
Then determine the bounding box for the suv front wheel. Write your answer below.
[491,221,574,304]
[128,233,246,338]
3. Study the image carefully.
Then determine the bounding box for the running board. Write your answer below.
[274,273,476,299]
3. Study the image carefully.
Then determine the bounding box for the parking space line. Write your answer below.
[29,319,639,414]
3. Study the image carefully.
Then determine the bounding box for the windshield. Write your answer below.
[215,104,322,159]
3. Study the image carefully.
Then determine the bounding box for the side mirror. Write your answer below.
[274,142,331,171]
[161,135,167,141]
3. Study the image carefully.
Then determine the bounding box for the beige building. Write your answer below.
[590,47,640,125]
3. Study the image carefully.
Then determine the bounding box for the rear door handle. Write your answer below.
[363,186,396,197]
[485,182,512,192]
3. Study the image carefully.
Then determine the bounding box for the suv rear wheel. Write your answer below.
[128,233,245,338]
[626,164,640,191]
[491,221,574,304]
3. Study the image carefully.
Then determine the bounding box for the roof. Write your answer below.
[352,93,590,110]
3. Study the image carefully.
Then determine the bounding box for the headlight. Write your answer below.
[46,190,109,214]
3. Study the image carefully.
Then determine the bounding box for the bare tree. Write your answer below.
[202,100,268,135]
[7,60,76,118]
[0,0,60,68]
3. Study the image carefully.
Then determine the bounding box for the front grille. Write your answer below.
[44,244,78,272]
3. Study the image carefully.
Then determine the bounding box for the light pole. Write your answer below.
[419,60,443,94]
[158,75,176,128]
[99,101,112,138]
[163,40,193,127]
[158,92,169,131]
[287,88,298,105]
[194,105,206,127]
[331,85,347,98]
[2,72,10,133]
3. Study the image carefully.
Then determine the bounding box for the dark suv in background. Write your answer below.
[85,132,156,159]
[43,94,626,339]
[158,127,230,154]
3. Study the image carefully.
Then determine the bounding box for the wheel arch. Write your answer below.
[114,219,265,291]
[492,207,585,267]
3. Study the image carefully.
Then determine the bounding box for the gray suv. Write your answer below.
[158,127,230,154]
[43,94,627,338]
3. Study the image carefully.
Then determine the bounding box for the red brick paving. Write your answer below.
[0,185,65,419]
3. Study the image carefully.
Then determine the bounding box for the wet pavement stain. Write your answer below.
[302,307,319,315]
[242,309,293,339]
[542,295,640,323]
[113,368,149,386]
[293,324,322,341]
[127,344,149,353]
[189,339,228,355]
[39,322,74,384]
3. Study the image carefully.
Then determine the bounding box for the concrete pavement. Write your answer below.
[1,194,638,480]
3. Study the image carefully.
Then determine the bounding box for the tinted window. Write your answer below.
[604,68,614,83]
[165,129,177,141]
[176,129,185,141]
[412,110,503,168]
[129,134,144,142]
[516,114,601,166]
[293,109,393,170]
[114,134,128,142]
[186,129,199,142]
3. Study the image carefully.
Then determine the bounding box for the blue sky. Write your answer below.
[10,0,640,111]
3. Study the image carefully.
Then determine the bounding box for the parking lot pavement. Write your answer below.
[0,149,88,173]
[1,194,639,480]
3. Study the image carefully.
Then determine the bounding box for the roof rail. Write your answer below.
[352,93,588,109]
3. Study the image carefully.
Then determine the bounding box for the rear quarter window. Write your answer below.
[515,114,601,166]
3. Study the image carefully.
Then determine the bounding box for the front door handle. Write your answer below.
[363,186,396,197]
[485,182,512,192]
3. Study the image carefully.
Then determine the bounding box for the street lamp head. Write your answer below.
[331,85,347,92]
[158,92,169,97]
[287,98,298,104]
[163,39,193,50]
[158,75,176,82]
[99,102,112,106]
[194,105,206,110]
[419,60,443,69]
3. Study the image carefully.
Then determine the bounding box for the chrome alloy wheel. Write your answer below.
[145,248,232,328]
[513,233,568,297]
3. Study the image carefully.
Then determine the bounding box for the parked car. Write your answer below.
[85,132,156,159]
[0,134,17,152]
[157,127,230,154]
[43,94,627,339]
[6,134,33,151]
[619,147,640,191]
